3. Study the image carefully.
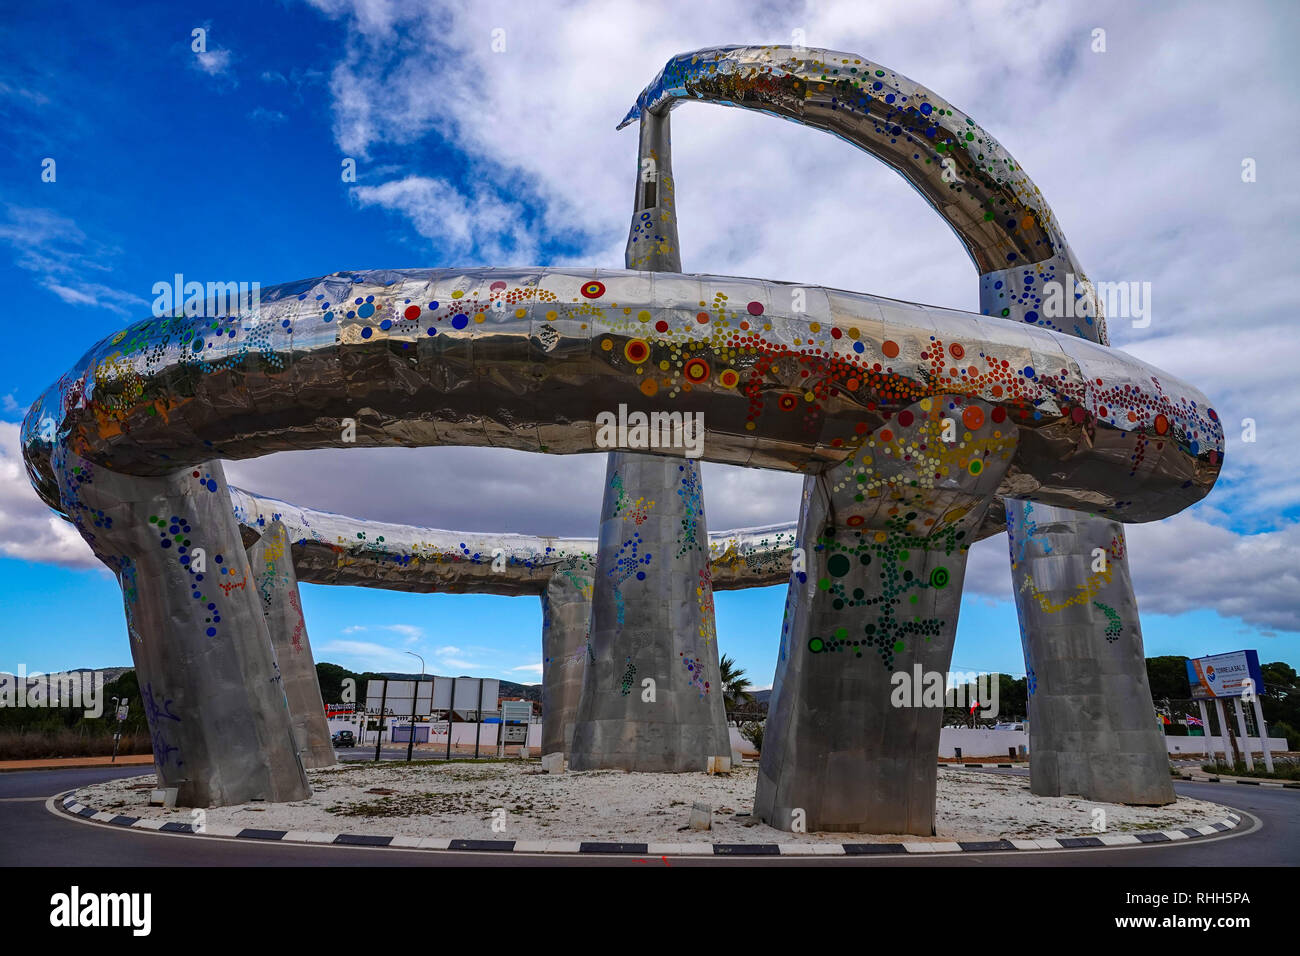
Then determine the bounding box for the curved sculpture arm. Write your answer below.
[619,45,1106,341]
[23,267,1221,525]
[230,486,798,594]
[620,45,1070,276]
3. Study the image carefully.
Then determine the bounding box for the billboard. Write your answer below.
[1186,650,1264,700]
[365,676,499,715]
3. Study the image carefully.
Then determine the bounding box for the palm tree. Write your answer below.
[719,654,754,717]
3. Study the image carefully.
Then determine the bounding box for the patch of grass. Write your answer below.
[1200,760,1300,781]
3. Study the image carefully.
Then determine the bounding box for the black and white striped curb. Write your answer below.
[1177,773,1299,789]
[941,763,1022,769]
[56,791,1243,856]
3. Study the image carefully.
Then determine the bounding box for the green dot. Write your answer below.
[809,638,824,652]
[827,554,851,577]
[894,641,905,652]
[834,627,847,640]
[817,577,831,591]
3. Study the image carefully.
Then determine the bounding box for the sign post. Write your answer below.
[1186,650,1269,770]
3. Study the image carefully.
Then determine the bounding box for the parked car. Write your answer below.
[332,730,356,748]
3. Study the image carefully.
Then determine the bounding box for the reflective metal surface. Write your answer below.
[22,268,1221,525]
[230,486,795,594]
[20,43,1221,814]
[246,520,336,770]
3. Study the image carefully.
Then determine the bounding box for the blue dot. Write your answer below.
[358,303,375,318]
[853,341,864,353]
[206,627,217,637]
[1023,366,1035,378]
[920,103,932,115]
[379,319,392,331]
[452,315,469,330]
[323,312,334,322]
[1025,311,1038,323]
[361,327,373,339]
[427,327,436,336]
[428,301,439,310]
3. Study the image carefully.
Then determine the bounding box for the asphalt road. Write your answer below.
[2,765,1294,867]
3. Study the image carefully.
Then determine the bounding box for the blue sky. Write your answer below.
[2,0,1297,689]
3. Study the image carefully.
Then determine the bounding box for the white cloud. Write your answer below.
[194,48,233,77]
[0,422,97,568]
[0,206,148,317]
[511,662,543,674]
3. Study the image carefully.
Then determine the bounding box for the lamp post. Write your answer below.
[405,651,425,763]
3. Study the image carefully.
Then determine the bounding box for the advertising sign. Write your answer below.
[1186,650,1264,700]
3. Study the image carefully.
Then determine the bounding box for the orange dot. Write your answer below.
[882,340,899,359]
[962,406,985,430]
[640,378,658,397]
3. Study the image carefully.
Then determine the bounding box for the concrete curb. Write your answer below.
[55,791,1243,857]
[1177,773,1300,789]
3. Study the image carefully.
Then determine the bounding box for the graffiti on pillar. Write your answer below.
[810,513,972,669]
[608,531,651,628]
[143,681,182,768]
[696,566,716,649]
[681,652,710,697]
[1094,601,1123,641]
[288,589,306,651]
[674,462,704,556]
[619,657,637,695]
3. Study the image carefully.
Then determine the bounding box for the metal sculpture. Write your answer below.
[622,44,1186,819]
[21,47,1220,826]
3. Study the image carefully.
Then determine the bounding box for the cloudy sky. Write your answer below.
[1,0,1296,688]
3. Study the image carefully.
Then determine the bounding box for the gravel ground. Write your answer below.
[76,761,1234,844]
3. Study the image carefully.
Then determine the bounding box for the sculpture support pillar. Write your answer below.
[984,257,1175,805]
[570,454,729,770]
[247,521,336,770]
[571,109,730,770]
[756,398,1015,833]
[1008,504,1175,803]
[52,448,309,807]
[540,568,592,756]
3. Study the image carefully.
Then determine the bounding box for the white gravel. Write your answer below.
[77,761,1235,844]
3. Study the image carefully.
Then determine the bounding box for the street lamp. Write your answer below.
[405,651,425,763]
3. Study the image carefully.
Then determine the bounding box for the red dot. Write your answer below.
[897,410,914,427]
[655,320,669,333]
[882,341,899,358]
[747,301,764,316]
[697,312,710,323]
[404,305,421,320]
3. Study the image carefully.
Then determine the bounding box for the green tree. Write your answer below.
[719,654,754,716]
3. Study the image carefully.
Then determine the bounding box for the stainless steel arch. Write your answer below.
[624,44,1183,810]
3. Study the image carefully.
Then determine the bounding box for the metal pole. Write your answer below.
[405,652,425,763]
[1250,694,1275,772]
[374,679,387,762]
[474,677,484,760]
[1197,700,1213,762]
[110,697,121,764]
[445,677,453,762]
[1213,698,1235,767]
[1232,697,1255,771]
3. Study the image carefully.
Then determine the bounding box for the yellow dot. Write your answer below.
[546,311,557,320]
[515,308,526,318]
[809,322,820,333]
[451,290,464,299]
[848,327,860,339]
[638,311,651,323]
[474,314,485,323]
[601,339,613,351]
